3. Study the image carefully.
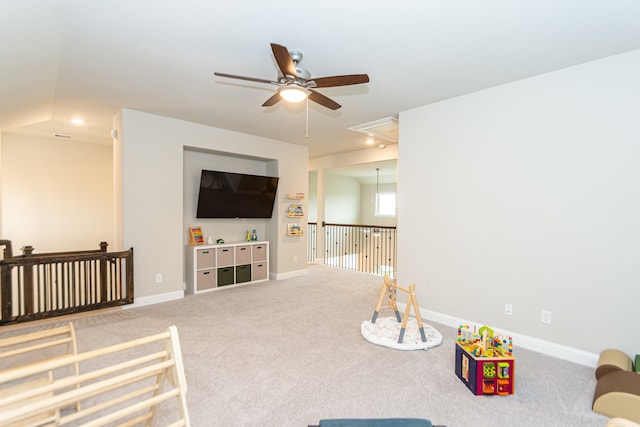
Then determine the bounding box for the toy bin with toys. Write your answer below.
[454,324,515,396]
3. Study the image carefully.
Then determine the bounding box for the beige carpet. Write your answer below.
[0,265,608,426]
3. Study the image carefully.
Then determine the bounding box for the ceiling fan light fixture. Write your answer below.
[215,43,369,111]
[279,85,308,103]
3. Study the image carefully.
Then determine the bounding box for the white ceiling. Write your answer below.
[2,1,640,159]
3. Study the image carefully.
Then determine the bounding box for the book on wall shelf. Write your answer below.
[287,223,303,236]
[286,193,305,200]
[189,226,204,246]
[287,204,304,217]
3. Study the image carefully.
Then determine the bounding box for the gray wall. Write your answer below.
[398,49,640,359]
[183,149,275,245]
[114,109,309,302]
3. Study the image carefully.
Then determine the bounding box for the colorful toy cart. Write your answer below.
[454,325,515,396]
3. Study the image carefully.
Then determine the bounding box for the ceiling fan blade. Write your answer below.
[262,93,281,107]
[214,72,276,85]
[308,89,341,110]
[310,74,370,88]
[270,43,297,78]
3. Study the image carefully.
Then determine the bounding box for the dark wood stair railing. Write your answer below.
[0,241,133,326]
[313,222,397,276]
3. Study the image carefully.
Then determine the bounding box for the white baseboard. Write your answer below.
[271,269,308,280]
[124,269,310,308]
[397,303,599,368]
[125,290,185,309]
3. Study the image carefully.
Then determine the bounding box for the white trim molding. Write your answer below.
[125,290,185,309]
[271,269,308,280]
[397,303,599,368]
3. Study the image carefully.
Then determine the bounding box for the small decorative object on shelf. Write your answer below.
[287,204,304,217]
[245,230,252,241]
[252,230,258,241]
[287,223,303,236]
[189,227,204,246]
[286,192,305,200]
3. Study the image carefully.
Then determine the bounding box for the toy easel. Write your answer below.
[371,275,427,343]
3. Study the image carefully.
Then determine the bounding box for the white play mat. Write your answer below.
[361,316,443,350]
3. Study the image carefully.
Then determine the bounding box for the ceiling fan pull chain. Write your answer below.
[305,97,309,138]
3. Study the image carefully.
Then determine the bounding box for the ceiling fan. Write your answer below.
[214,43,369,110]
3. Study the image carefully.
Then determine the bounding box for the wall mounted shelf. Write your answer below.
[287,224,303,236]
[287,204,304,217]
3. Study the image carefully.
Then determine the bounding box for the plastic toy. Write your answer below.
[455,324,515,396]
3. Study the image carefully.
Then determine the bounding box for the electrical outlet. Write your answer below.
[504,303,513,315]
[155,273,163,284]
[541,309,552,324]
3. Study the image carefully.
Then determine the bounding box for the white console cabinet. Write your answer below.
[186,241,269,294]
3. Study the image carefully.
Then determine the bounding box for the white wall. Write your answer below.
[308,170,318,223]
[398,49,640,359]
[1,133,114,253]
[115,109,308,301]
[324,174,361,224]
[360,182,397,226]
[309,145,398,172]
[308,146,399,267]
[308,145,398,225]
[0,130,3,239]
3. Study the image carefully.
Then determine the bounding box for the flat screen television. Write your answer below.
[196,170,279,218]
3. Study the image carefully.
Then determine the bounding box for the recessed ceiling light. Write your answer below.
[70,118,85,125]
[366,138,375,145]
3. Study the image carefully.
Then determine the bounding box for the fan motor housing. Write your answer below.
[296,67,311,80]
